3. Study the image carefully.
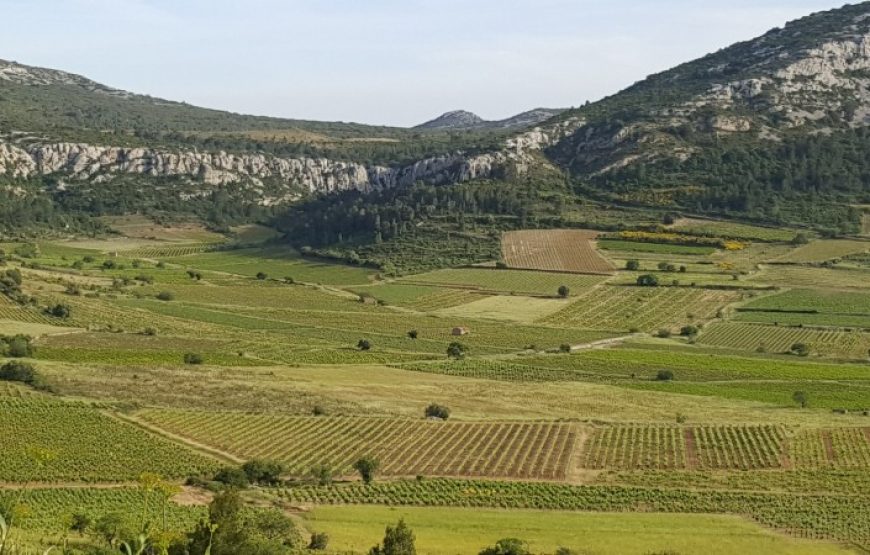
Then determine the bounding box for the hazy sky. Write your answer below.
[0,0,851,127]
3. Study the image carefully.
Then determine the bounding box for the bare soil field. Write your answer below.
[501,230,615,274]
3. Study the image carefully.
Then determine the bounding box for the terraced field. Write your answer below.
[775,239,870,263]
[137,411,579,480]
[539,286,742,332]
[501,229,615,274]
[671,219,799,242]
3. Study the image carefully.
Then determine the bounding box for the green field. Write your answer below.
[304,506,851,555]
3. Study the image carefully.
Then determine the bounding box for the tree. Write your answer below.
[256,272,268,280]
[353,456,380,484]
[478,538,531,555]
[447,342,466,359]
[407,330,418,340]
[156,291,175,301]
[242,459,284,486]
[656,369,674,381]
[557,285,570,298]
[680,325,699,337]
[369,518,416,555]
[310,464,333,486]
[559,343,572,353]
[625,259,640,271]
[636,274,659,287]
[69,512,91,533]
[424,404,450,420]
[792,390,809,408]
[792,232,810,245]
[358,339,372,351]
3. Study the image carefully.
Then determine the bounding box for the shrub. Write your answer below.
[183,353,204,365]
[408,330,418,339]
[625,259,640,271]
[0,362,37,385]
[559,343,572,353]
[1,335,33,358]
[156,291,175,301]
[357,339,372,351]
[447,342,466,359]
[143,327,158,336]
[680,325,699,337]
[242,459,284,485]
[69,512,91,533]
[213,466,249,488]
[256,272,268,280]
[309,532,330,550]
[424,404,450,420]
[47,304,71,319]
[557,285,570,298]
[656,329,672,338]
[636,274,659,287]
[790,343,810,357]
[479,538,531,555]
[792,390,809,408]
[656,369,674,381]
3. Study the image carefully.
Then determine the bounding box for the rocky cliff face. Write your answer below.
[0,135,548,204]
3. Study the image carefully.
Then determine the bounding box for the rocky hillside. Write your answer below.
[415,108,564,131]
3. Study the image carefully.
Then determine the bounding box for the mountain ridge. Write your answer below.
[415,108,565,131]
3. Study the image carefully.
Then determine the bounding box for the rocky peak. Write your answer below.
[415,110,485,130]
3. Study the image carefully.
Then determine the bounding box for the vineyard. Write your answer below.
[791,428,870,469]
[500,229,615,274]
[775,239,870,263]
[539,286,742,332]
[671,219,799,242]
[277,478,870,546]
[0,398,218,482]
[583,425,786,471]
[698,322,870,358]
[399,268,608,295]
[137,411,579,480]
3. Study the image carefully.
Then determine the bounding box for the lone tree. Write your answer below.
[656,369,674,381]
[47,304,71,319]
[636,274,659,287]
[256,272,268,280]
[369,518,416,555]
[625,259,640,271]
[408,330,418,340]
[353,456,380,484]
[358,339,372,351]
[446,342,466,359]
[557,285,570,298]
[424,403,450,420]
[792,390,809,408]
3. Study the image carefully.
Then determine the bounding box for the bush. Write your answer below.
[680,325,699,337]
[424,404,450,420]
[156,291,175,301]
[655,329,672,338]
[447,342,466,359]
[310,464,334,486]
[143,327,158,336]
[242,459,285,485]
[636,274,659,287]
[557,285,570,298]
[47,303,71,319]
[408,330,418,340]
[792,390,809,408]
[69,512,91,533]
[0,361,37,385]
[184,353,204,365]
[1,335,33,358]
[358,339,372,351]
[309,532,330,550]
[559,343,572,353]
[790,342,810,357]
[625,259,640,271]
[656,369,674,381]
[213,466,249,488]
[256,272,268,280]
[479,538,531,555]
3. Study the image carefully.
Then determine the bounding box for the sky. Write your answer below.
[0,0,852,127]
